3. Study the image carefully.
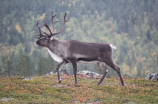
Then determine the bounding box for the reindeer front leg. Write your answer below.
[56,61,66,83]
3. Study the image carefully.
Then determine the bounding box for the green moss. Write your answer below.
[16,93,39,100]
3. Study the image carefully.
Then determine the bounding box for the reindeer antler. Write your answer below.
[51,11,60,33]
[43,22,52,37]
[52,12,68,36]
[37,11,68,39]
[37,20,47,39]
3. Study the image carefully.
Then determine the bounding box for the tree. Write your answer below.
[16,54,34,77]
[1,0,158,77]
[1,55,14,77]
[37,54,53,76]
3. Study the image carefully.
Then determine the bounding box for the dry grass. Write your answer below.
[0,75,158,104]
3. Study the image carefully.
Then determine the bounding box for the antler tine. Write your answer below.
[51,11,60,33]
[44,21,60,37]
[52,11,57,18]
[43,22,52,36]
[64,12,68,22]
[37,20,50,37]
[37,20,46,39]
[52,12,68,36]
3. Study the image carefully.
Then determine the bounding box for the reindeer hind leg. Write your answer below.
[97,62,109,85]
[104,59,125,86]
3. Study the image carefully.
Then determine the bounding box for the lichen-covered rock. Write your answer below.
[145,72,158,82]
[77,70,102,79]
[45,68,69,76]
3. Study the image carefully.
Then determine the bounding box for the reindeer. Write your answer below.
[36,11,125,86]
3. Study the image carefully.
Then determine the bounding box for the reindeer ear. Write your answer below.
[50,36,54,40]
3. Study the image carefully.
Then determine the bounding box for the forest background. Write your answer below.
[0,0,158,77]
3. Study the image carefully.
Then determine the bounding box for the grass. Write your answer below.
[0,75,158,104]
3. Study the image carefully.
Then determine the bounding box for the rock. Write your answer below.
[45,68,69,76]
[0,97,14,102]
[54,84,67,87]
[60,68,69,75]
[17,77,32,80]
[77,70,102,79]
[145,72,158,82]
[23,77,32,80]
[45,71,55,76]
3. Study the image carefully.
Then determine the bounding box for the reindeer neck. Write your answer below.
[47,39,65,55]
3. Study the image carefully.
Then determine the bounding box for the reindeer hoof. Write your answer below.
[59,80,61,83]
[74,83,79,87]
[123,83,126,86]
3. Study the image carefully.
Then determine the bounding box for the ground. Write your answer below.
[0,74,158,104]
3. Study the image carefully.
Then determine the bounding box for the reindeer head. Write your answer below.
[36,11,68,47]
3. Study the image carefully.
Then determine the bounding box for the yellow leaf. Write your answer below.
[2,46,9,55]
[40,13,46,20]
[15,24,21,33]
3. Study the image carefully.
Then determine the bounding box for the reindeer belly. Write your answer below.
[78,61,99,64]
[47,48,63,63]
[77,57,100,64]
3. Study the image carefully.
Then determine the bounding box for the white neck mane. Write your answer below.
[46,48,63,63]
